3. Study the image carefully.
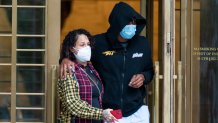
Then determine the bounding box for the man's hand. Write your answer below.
[129,74,145,88]
[59,58,74,79]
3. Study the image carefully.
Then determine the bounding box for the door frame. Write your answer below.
[161,0,175,123]
[46,0,60,122]
[153,0,177,123]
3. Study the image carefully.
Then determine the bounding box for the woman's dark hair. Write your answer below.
[59,29,93,63]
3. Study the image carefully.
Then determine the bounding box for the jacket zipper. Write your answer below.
[121,47,127,109]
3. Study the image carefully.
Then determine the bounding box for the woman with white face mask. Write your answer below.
[57,29,117,123]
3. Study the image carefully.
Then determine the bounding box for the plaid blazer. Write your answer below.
[57,62,104,123]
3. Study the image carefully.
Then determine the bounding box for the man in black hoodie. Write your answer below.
[60,2,154,123]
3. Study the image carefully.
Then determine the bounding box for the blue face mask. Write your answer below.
[120,25,136,39]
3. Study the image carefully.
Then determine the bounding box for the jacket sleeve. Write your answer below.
[58,73,103,120]
[141,37,154,84]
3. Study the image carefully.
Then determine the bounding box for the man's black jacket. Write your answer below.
[91,2,154,117]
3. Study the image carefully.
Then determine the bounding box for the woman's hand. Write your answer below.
[59,58,75,79]
[103,109,118,123]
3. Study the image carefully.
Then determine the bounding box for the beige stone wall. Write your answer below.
[61,0,140,41]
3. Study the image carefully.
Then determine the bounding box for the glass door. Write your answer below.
[179,0,218,123]
[0,1,46,122]
[0,0,60,122]
[0,0,12,122]
[153,0,218,123]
